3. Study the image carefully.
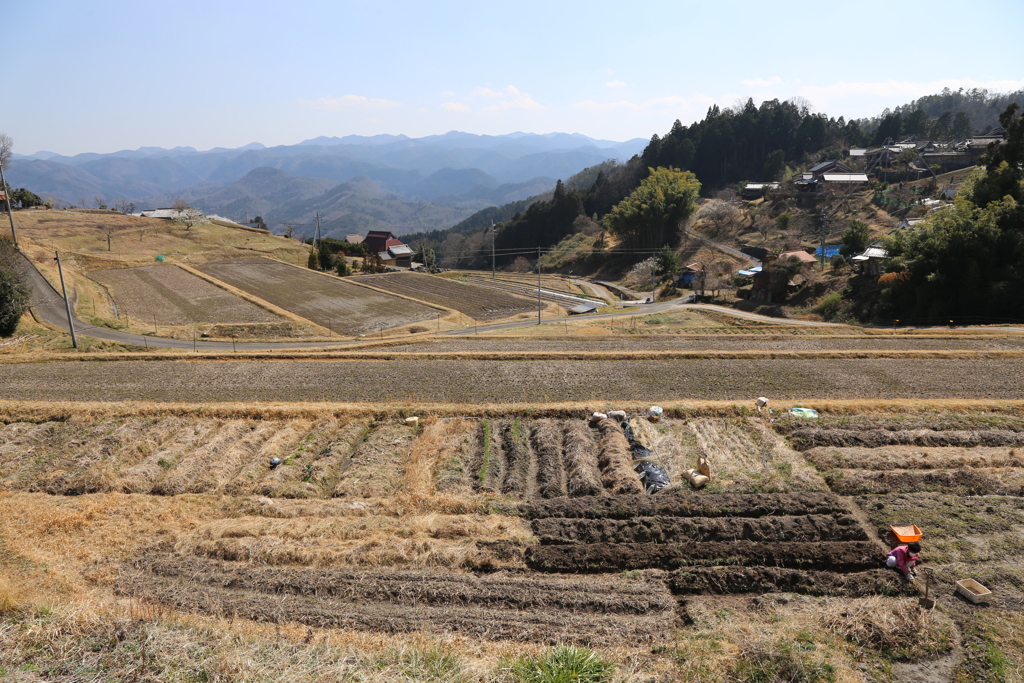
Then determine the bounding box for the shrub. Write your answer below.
[813,292,844,319]
[507,645,615,683]
[0,238,30,337]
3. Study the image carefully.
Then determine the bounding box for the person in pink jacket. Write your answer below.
[886,541,921,580]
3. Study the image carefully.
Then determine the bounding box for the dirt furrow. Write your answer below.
[788,428,1024,451]
[804,445,1024,471]
[129,555,674,614]
[531,514,868,545]
[562,420,603,497]
[668,567,914,597]
[824,468,1024,496]
[114,577,676,645]
[520,492,846,520]
[525,541,880,573]
[531,419,567,499]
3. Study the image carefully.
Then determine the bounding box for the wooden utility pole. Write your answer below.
[0,164,17,249]
[54,251,78,348]
[491,221,496,278]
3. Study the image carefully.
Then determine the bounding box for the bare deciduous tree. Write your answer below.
[0,133,12,170]
[509,256,531,273]
[699,199,740,235]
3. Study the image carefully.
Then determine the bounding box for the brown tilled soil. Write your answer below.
[803,446,1024,471]
[7,358,1024,402]
[825,468,1024,496]
[115,555,679,645]
[787,428,1024,451]
[384,336,1024,353]
[89,264,281,326]
[525,540,880,573]
[668,567,913,597]
[199,258,438,334]
[357,272,536,321]
[520,492,846,520]
[531,514,868,545]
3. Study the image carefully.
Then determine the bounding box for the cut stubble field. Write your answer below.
[1,357,1023,403]
[357,272,536,321]
[89,263,282,326]
[199,257,440,335]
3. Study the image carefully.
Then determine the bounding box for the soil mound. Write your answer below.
[668,567,913,597]
[526,541,879,573]
[521,492,845,520]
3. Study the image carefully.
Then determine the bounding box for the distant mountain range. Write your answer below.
[9,132,645,237]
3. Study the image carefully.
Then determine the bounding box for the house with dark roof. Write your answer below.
[364,230,414,268]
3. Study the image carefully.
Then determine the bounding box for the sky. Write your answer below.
[4,0,1024,156]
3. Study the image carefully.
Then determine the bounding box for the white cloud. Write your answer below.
[441,90,455,97]
[297,94,401,111]
[417,107,429,113]
[605,80,628,88]
[441,102,470,112]
[742,76,782,88]
[473,85,545,112]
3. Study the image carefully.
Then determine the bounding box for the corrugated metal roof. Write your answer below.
[388,244,413,256]
[848,149,867,156]
[861,246,888,259]
[821,173,869,182]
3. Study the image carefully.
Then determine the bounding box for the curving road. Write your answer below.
[17,251,845,351]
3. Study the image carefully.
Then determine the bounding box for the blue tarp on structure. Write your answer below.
[816,245,843,258]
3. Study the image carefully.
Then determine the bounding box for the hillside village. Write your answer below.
[2,85,1024,683]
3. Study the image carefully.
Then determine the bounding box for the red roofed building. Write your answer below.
[364,230,397,255]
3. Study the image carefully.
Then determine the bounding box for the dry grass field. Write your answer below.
[89,263,282,326]
[3,402,1024,681]
[357,272,536,320]
[200,258,442,335]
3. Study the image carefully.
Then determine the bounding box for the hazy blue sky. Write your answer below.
[5,0,1024,155]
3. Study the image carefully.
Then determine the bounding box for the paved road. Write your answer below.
[20,251,849,350]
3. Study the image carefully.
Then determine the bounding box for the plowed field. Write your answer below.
[4,358,1024,402]
[357,272,535,320]
[199,257,438,334]
[89,263,281,325]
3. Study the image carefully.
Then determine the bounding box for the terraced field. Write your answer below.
[460,274,601,309]
[4,358,1024,403]
[4,407,1024,680]
[89,264,281,326]
[357,272,535,320]
[199,257,439,334]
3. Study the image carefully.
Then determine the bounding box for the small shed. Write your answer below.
[851,245,888,277]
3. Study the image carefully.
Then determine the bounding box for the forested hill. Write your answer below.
[403,90,1024,268]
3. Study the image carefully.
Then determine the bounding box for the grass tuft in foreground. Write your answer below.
[505,645,616,683]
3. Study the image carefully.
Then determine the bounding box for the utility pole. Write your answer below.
[819,207,829,271]
[313,211,322,258]
[491,221,495,279]
[54,251,78,349]
[0,163,17,249]
[537,246,542,325]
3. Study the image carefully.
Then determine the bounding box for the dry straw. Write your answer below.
[562,421,603,497]
[596,418,644,495]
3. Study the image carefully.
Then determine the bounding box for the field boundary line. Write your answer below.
[174,262,327,332]
[2,398,1023,422]
[4,349,1024,365]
